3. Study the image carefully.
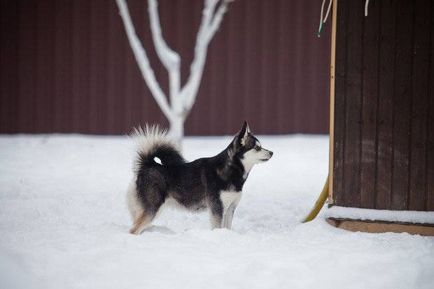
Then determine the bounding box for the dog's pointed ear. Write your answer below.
[235,121,250,146]
[240,120,251,136]
[245,121,251,134]
[239,121,247,136]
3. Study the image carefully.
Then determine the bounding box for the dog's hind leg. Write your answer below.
[126,180,142,222]
[130,171,167,234]
[129,211,155,234]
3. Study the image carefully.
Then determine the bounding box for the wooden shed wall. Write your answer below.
[332,0,434,211]
[0,0,331,135]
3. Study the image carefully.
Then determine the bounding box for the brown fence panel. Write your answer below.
[0,0,331,135]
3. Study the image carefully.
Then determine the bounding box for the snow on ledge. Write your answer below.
[323,206,434,224]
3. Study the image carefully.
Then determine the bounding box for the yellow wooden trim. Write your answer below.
[328,0,338,203]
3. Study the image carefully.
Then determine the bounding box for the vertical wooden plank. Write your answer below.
[129,0,158,130]
[54,0,73,132]
[391,0,414,210]
[123,0,135,133]
[376,0,395,209]
[333,0,349,206]
[426,1,434,211]
[243,0,262,133]
[114,0,128,134]
[360,0,380,208]
[298,0,320,133]
[409,0,431,210]
[276,0,292,133]
[260,0,278,134]
[72,0,91,133]
[291,0,304,133]
[224,0,245,132]
[35,0,55,133]
[208,17,228,135]
[18,0,38,132]
[0,0,19,133]
[343,0,364,208]
[184,0,202,134]
[138,0,154,130]
[189,0,211,135]
[309,0,331,134]
[89,0,108,134]
[106,0,125,134]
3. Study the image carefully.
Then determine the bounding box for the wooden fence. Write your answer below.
[0,0,331,135]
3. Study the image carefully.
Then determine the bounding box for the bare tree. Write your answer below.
[115,0,232,144]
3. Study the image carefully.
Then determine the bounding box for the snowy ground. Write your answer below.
[0,134,433,289]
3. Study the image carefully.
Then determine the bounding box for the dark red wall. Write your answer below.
[0,0,331,135]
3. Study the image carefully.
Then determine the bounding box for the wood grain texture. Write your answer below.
[409,0,431,210]
[333,0,349,206]
[0,1,19,133]
[342,0,363,208]
[360,0,380,208]
[391,0,413,210]
[333,0,434,211]
[375,0,395,210]
[427,1,434,211]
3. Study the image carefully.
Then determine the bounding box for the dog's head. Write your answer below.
[230,121,273,171]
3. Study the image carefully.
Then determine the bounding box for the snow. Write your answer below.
[325,206,434,224]
[0,134,433,289]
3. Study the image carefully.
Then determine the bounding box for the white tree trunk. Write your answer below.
[116,0,230,146]
[168,115,185,146]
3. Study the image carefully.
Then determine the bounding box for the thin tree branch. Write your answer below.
[180,0,229,114]
[206,0,230,42]
[148,0,180,70]
[115,0,174,121]
[148,0,182,112]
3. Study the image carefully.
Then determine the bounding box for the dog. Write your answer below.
[126,121,273,234]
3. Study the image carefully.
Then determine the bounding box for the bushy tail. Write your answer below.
[131,125,184,171]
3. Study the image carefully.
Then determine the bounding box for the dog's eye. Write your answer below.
[254,145,261,151]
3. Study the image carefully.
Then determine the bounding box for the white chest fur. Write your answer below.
[219,191,241,229]
[220,191,242,209]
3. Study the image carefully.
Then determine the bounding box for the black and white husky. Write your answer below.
[127,121,273,234]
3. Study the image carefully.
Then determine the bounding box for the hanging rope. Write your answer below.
[365,0,370,16]
[302,175,329,223]
[317,0,332,37]
[318,0,370,38]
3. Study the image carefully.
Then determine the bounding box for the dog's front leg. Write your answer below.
[223,203,237,229]
[220,192,241,229]
[209,199,223,229]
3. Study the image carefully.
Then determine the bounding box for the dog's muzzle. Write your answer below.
[261,150,273,161]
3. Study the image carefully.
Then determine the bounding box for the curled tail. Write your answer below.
[131,125,184,171]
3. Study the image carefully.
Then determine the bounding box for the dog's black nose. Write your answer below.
[269,151,273,157]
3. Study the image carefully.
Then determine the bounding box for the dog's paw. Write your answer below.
[129,227,140,235]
